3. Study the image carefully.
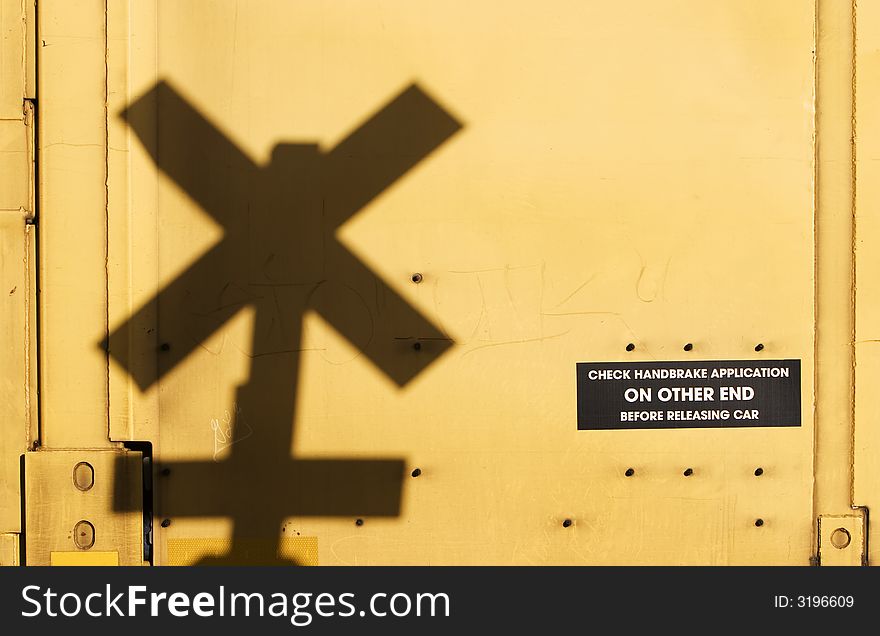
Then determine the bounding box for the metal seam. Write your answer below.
[849,0,858,508]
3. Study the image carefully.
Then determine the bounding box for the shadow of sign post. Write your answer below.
[105,81,461,564]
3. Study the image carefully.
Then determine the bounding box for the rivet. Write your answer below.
[562,519,572,528]
[683,468,693,477]
[413,342,422,351]
[160,518,171,528]
[159,342,171,352]
[754,467,764,476]
[830,527,851,549]
[160,467,171,477]
[755,343,765,352]
[624,468,635,477]
[755,518,764,527]
[683,343,693,351]
[625,343,635,352]
[411,468,422,478]
[355,518,364,527]
[411,273,423,284]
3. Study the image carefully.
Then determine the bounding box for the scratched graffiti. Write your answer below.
[210,404,253,462]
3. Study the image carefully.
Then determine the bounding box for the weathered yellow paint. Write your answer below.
[0,0,34,552]
[0,0,32,117]
[106,0,160,445]
[102,1,818,565]
[0,123,30,211]
[818,513,865,566]
[813,0,857,528]
[0,534,19,566]
[854,0,880,565]
[0,211,30,536]
[9,0,874,566]
[37,0,113,448]
[50,551,120,566]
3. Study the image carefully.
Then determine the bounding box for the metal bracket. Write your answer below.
[24,449,144,565]
[817,510,868,566]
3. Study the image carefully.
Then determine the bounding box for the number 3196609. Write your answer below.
[774,596,854,608]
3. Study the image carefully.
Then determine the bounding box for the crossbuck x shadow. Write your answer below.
[106,81,461,564]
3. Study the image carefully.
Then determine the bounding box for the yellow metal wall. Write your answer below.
[855,0,880,562]
[102,1,818,565]
[5,0,874,565]
[0,0,35,566]
[38,0,113,449]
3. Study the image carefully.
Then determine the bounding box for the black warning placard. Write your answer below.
[576,359,801,430]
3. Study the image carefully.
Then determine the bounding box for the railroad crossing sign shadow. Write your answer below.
[105,80,461,564]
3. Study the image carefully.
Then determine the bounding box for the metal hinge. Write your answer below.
[816,509,868,566]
